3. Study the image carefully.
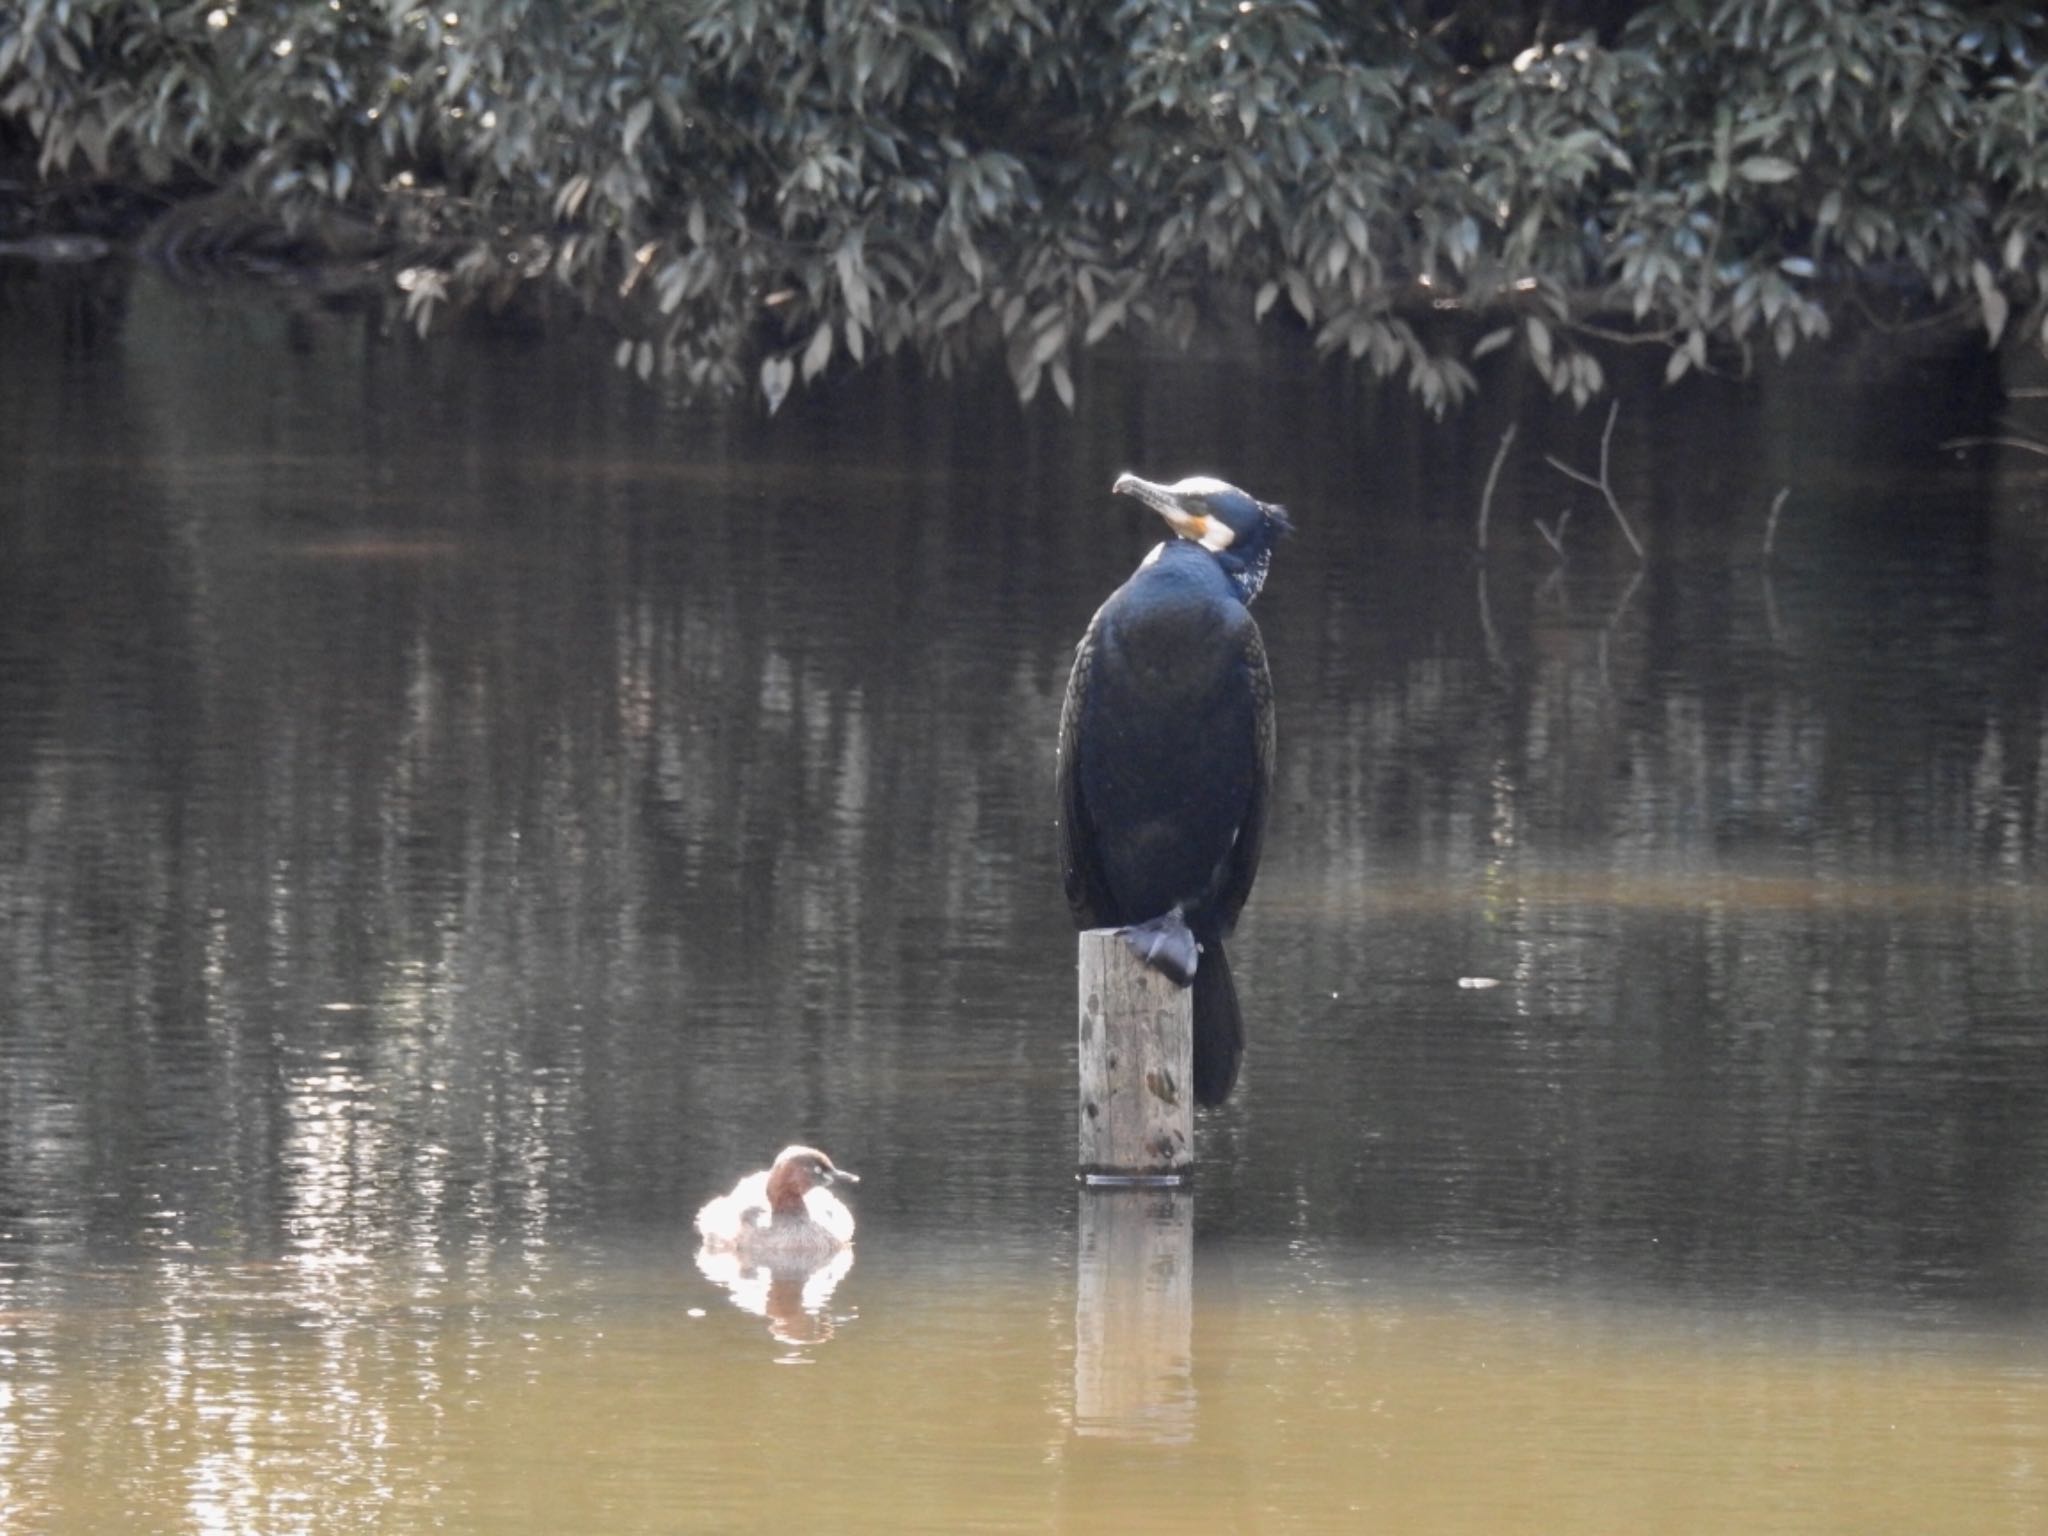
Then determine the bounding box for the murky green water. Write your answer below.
[3,267,2046,1531]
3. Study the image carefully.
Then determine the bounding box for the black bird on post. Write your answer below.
[1056,473,1290,1106]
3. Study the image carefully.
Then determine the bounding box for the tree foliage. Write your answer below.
[3,0,2045,412]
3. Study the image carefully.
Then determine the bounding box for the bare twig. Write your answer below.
[1534,508,1571,557]
[1476,423,1517,551]
[1939,434,2048,459]
[1542,400,1645,560]
[1606,564,1645,631]
[1560,319,1684,348]
[1763,486,1790,560]
[1847,291,1976,336]
[1475,566,1502,672]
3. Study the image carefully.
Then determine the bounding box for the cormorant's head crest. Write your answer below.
[1112,472,1291,601]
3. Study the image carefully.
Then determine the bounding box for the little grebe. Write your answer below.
[694,1145,859,1263]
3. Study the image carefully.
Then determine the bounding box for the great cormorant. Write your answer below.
[1056,472,1290,1105]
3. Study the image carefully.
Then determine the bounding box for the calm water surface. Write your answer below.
[3,269,2047,1532]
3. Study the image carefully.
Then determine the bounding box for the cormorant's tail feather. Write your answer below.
[1192,941,1244,1105]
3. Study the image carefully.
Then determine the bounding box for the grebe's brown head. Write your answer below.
[763,1145,859,1214]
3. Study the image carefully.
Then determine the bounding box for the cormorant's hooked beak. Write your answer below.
[1113,472,1218,547]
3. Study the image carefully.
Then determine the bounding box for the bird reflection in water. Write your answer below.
[694,1244,855,1345]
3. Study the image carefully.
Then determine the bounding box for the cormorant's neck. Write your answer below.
[1145,539,1270,603]
[1217,545,1272,604]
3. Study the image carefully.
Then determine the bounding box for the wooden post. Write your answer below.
[1076,929,1193,1184]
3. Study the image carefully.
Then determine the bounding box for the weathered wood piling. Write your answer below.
[1076,929,1193,1184]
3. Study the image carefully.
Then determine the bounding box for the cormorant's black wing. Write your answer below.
[1212,618,1276,932]
[1056,619,1118,928]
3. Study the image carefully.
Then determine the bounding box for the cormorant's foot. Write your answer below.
[1120,912,1200,985]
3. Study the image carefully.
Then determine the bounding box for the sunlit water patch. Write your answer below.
[2,270,2046,1531]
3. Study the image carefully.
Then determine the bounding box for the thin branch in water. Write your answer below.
[1542,400,1644,560]
[1763,486,1790,560]
[1476,422,1517,551]
[1606,564,1645,633]
[1534,508,1571,558]
[1475,565,1503,673]
[1939,434,2048,459]
[1596,565,1646,692]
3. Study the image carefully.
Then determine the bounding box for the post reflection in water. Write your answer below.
[1072,1191,1194,1443]
[1,271,2047,1530]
